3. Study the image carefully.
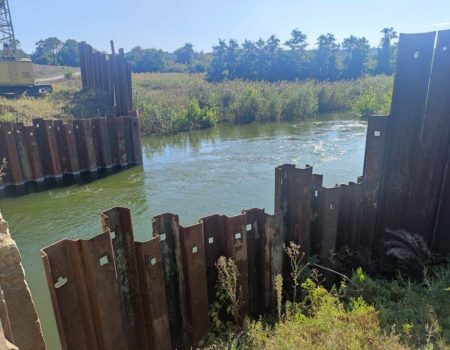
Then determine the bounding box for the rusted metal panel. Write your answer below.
[310,174,323,256]
[41,232,128,350]
[431,147,450,254]
[409,30,450,243]
[152,213,188,349]
[53,120,71,176]
[336,184,350,250]
[243,208,265,315]
[130,117,143,165]
[107,117,120,167]
[317,186,341,260]
[91,118,112,169]
[80,119,97,172]
[73,119,97,173]
[79,233,129,349]
[0,122,24,186]
[22,126,43,183]
[263,212,283,312]
[135,238,172,350]
[223,214,249,316]
[199,214,225,305]
[361,116,388,251]
[122,116,134,165]
[347,182,364,250]
[42,238,97,350]
[179,223,210,345]
[292,166,313,254]
[115,118,127,167]
[90,119,103,170]
[101,208,149,350]
[12,123,32,183]
[377,32,436,244]
[44,120,63,179]
[61,121,80,175]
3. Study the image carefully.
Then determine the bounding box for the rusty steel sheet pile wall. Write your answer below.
[274,31,450,258]
[40,30,450,350]
[42,207,284,350]
[0,116,143,196]
[79,41,132,117]
[375,30,450,254]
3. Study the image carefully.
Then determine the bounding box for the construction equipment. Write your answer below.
[0,0,52,97]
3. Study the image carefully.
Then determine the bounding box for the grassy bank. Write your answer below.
[0,72,393,134]
[134,73,393,134]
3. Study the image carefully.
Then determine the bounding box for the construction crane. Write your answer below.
[0,0,52,96]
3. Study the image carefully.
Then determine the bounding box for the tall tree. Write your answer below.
[265,35,281,81]
[342,35,370,79]
[174,43,195,65]
[226,39,240,79]
[57,39,80,66]
[313,33,339,81]
[32,37,63,65]
[207,40,228,82]
[285,29,308,80]
[376,27,398,75]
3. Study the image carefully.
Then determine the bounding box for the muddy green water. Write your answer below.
[0,113,367,349]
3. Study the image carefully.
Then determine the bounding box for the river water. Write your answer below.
[0,112,367,349]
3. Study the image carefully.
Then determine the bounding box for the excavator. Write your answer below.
[0,0,52,96]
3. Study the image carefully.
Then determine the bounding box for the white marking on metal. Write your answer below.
[208,237,214,244]
[160,233,167,241]
[54,276,68,289]
[374,130,381,137]
[192,246,198,254]
[150,257,157,266]
[99,255,109,266]
[235,232,242,240]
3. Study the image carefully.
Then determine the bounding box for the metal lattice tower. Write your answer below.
[0,0,16,57]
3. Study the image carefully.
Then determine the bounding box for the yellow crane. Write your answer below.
[0,0,52,96]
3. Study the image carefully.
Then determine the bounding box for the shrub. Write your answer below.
[348,266,450,349]
[235,88,260,124]
[235,279,404,350]
[64,68,76,80]
[282,86,319,121]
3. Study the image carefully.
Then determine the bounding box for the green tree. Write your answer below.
[207,40,228,82]
[126,47,169,72]
[32,37,63,65]
[57,39,80,66]
[342,35,370,79]
[375,27,398,75]
[313,33,340,81]
[174,43,194,65]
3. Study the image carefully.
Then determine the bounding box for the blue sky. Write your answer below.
[10,0,450,53]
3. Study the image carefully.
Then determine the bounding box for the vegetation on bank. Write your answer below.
[0,73,393,134]
[205,245,450,350]
[134,73,393,134]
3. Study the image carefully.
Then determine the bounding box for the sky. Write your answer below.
[9,0,450,54]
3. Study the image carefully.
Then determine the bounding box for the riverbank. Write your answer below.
[0,73,392,135]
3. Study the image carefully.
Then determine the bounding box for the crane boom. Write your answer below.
[0,0,16,58]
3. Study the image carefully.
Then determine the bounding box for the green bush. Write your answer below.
[282,86,319,121]
[348,266,450,349]
[222,279,404,350]
[235,88,261,123]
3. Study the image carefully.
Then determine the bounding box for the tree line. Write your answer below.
[207,28,397,82]
[24,27,397,82]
